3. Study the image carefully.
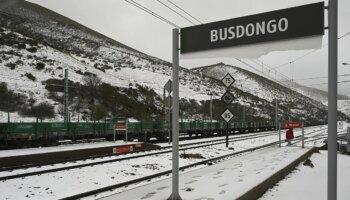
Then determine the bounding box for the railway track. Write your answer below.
[297,131,346,145]
[0,125,321,173]
[0,129,285,181]
[0,127,325,182]
[59,127,330,200]
[0,129,278,172]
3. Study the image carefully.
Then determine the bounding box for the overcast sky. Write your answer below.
[28,0,350,95]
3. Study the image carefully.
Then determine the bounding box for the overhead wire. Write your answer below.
[124,0,180,28]
[155,0,196,25]
[273,31,350,69]
[292,80,350,87]
[235,59,292,89]
[245,59,292,81]
[166,0,203,24]
[282,74,350,82]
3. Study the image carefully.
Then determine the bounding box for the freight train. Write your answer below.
[0,120,275,149]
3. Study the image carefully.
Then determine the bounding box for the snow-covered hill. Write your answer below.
[0,0,349,123]
[284,82,350,117]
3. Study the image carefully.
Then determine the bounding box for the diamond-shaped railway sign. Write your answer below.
[221,109,234,122]
[164,79,172,93]
[221,91,235,105]
[221,73,235,88]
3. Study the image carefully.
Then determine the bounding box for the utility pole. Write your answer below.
[241,85,245,122]
[164,87,166,127]
[210,93,213,133]
[275,99,278,133]
[243,106,245,122]
[64,69,68,123]
[169,89,171,143]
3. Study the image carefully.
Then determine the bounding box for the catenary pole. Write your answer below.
[275,99,279,147]
[302,122,305,148]
[278,122,281,147]
[210,93,213,134]
[169,87,172,143]
[113,125,116,142]
[64,69,68,123]
[328,0,338,199]
[168,28,182,200]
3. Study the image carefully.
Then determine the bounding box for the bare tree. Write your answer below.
[81,74,101,119]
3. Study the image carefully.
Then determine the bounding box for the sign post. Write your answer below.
[175,2,325,199]
[168,28,181,200]
[328,1,338,199]
[116,119,128,142]
[221,109,234,147]
[220,73,235,148]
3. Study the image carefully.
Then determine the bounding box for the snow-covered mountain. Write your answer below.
[284,82,350,116]
[0,0,348,123]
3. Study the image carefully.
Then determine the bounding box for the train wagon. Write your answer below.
[0,120,279,149]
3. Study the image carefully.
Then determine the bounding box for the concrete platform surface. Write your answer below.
[98,146,310,200]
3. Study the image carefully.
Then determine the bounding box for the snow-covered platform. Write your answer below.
[98,146,314,200]
[0,141,138,158]
[260,150,350,200]
[0,141,159,168]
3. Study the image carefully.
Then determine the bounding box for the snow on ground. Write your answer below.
[0,124,348,200]
[0,125,322,158]
[98,146,310,200]
[338,99,350,117]
[0,111,38,123]
[0,125,331,200]
[0,140,138,158]
[259,151,350,200]
[0,127,326,180]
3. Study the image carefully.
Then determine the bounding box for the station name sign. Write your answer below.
[180,2,324,54]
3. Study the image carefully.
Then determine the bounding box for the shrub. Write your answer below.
[0,82,27,112]
[26,47,37,53]
[83,71,95,77]
[26,39,38,46]
[19,102,55,119]
[4,39,16,46]
[5,63,16,70]
[75,70,84,75]
[27,98,36,105]
[36,62,45,70]
[16,60,24,65]
[25,73,36,81]
[17,43,26,49]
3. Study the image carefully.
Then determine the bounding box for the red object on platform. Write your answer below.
[283,122,302,129]
[114,145,133,154]
[286,129,294,140]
